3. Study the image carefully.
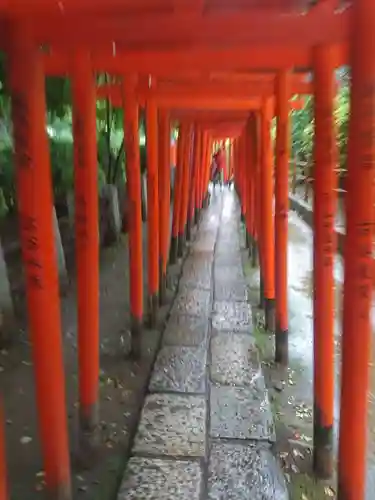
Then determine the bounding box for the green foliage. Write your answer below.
[291,95,314,162]
[335,84,350,172]
[46,77,71,120]
[291,80,350,176]
[0,146,15,215]
[0,137,107,217]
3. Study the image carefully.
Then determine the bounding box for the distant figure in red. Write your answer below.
[210,148,226,191]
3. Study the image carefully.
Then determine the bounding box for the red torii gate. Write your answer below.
[0,1,373,500]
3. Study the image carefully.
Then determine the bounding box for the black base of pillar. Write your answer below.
[148,293,159,328]
[245,230,250,249]
[251,240,258,268]
[265,298,276,332]
[275,325,288,366]
[259,274,265,309]
[194,208,200,225]
[248,238,253,259]
[130,315,142,360]
[313,407,333,479]
[177,230,185,258]
[77,402,100,469]
[159,260,167,306]
[169,235,178,264]
[186,218,192,242]
[241,212,245,223]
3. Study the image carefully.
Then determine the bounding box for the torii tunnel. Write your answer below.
[0,0,373,499]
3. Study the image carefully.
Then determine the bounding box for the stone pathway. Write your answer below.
[117,189,289,499]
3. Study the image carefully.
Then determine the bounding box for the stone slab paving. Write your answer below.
[211,300,253,333]
[133,393,206,457]
[163,314,209,347]
[210,332,260,386]
[149,346,207,393]
[210,384,275,441]
[170,288,211,317]
[118,457,202,499]
[117,190,288,499]
[214,279,249,302]
[208,442,288,500]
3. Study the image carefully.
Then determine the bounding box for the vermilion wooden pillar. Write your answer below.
[313,46,336,479]
[145,99,159,326]
[72,51,100,454]
[170,125,184,264]
[158,110,170,305]
[240,134,247,227]
[275,70,290,366]
[0,401,7,500]
[245,121,255,252]
[246,114,257,258]
[254,112,262,269]
[205,136,214,204]
[338,0,375,497]
[194,129,202,224]
[261,99,276,331]
[123,75,144,359]
[233,138,239,196]
[197,131,205,212]
[187,126,199,240]
[228,139,233,184]
[178,124,192,257]
[248,114,259,266]
[8,22,72,499]
[200,132,209,207]
[193,128,202,225]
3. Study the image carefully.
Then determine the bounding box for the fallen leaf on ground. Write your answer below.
[20,436,32,444]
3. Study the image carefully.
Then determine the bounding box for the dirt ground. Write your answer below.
[0,216,185,500]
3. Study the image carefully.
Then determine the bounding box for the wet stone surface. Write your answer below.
[149,346,207,394]
[214,265,244,282]
[210,332,260,386]
[192,233,217,253]
[119,457,202,500]
[210,384,275,441]
[214,279,249,302]
[134,393,206,457]
[179,269,212,291]
[214,253,242,267]
[184,254,213,269]
[208,442,288,500]
[212,301,253,333]
[171,289,211,317]
[216,236,240,248]
[163,314,208,347]
[116,190,287,500]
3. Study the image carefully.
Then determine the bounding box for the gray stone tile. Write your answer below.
[214,280,248,302]
[208,442,288,500]
[210,333,261,386]
[214,264,244,281]
[184,254,213,269]
[215,253,242,267]
[216,237,240,248]
[149,346,207,393]
[212,301,253,333]
[193,241,216,253]
[134,394,206,457]
[171,289,211,317]
[163,315,208,347]
[119,457,202,500]
[179,268,212,291]
[210,385,275,441]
